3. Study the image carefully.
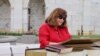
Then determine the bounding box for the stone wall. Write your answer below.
[0,0,10,32]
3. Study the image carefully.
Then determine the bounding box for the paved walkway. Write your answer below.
[16,35,39,44]
[0,35,39,44]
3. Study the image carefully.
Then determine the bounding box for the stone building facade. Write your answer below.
[0,0,100,35]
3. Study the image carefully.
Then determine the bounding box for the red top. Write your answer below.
[39,23,71,48]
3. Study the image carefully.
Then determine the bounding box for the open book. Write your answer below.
[61,39,94,45]
[45,44,73,53]
[60,39,95,51]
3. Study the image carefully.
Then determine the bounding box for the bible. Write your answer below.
[61,39,94,45]
[60,39,95,51]
[45,44,73,53]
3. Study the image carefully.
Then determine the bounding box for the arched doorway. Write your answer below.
[0,0,10,32]
[28,0,45,32]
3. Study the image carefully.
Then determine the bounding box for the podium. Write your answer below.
[25,49,59,56]
[25,39,100,56]
[25,49,47,56]
[25,48,100,56]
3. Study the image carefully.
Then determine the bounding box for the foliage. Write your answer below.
[72,35,100,39]
[0,32,22,36]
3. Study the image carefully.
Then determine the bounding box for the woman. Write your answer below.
[39,8,71,48]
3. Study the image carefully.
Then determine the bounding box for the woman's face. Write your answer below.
[56,17,64,26]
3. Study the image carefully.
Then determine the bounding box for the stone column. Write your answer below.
[9,0,23,33]
[22,0,30,33]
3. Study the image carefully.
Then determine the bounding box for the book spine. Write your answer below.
[45,47,61,53]
[46,45,62,50]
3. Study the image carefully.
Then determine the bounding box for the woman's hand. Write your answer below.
[49,42,60,45]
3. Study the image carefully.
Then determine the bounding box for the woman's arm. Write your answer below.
[39,24,50,48]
